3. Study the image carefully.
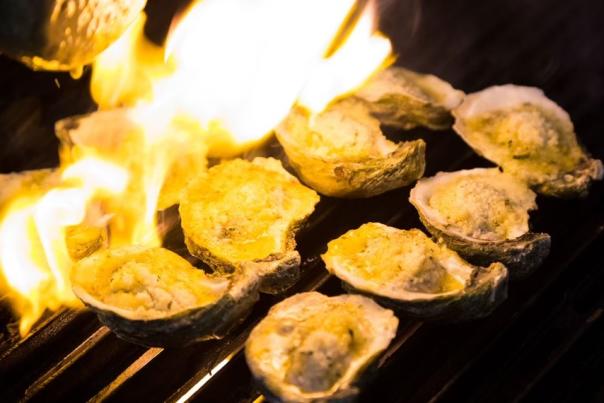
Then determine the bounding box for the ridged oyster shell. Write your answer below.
[453,85,603,198]
[410,168,551,277]
[179,157,319,294]
[275,97,425,198]
[56,109,208,210]
[245,292,398,402]
[0,0,147,71]
[71,246,259,347]
[322,223,508,320]
[355,66,465,130]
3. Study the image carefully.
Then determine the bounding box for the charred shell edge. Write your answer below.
[452,85,603,198]
[532,157,603,198]
[363,95,455,130]
[418,212,551,279]
[278,135,426,198]
[73,272,260,348]
[184,234,301,295]
[356,67,465,130]
[339,262,508,321]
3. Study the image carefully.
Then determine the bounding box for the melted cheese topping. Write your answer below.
[180,158,319,263]
[246,293,397,399]
[283,99,396,159]
[467,104,584,180]
[428,172,536,241]
[323,224,467,295]
[72,247,228,318]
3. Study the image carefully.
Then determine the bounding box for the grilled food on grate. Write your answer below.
[276,97,425,198]
[453,85,603,198]
[355,66,465,130]
[322,223,508,320]
[179,157,320,294]
[410,168,551,278]
[71,246,260,347]
[245,292,398,402]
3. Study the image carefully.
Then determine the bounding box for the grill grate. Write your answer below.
[0,0,603,402]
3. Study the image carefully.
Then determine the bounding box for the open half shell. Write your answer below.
[322,223,508,320]
[410,168,551,277]
[0,0,147,71]
[355,66,465,130]
[71,246,259,347]
[275,98,425,198]
[453,85,603,198]
[179,157,319,294]
[245,292,398,402]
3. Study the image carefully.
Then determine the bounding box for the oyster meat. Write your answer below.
[179,157,320,294]
[275,97,425,198]
[410,168,551,277]
[71,246,259,347]
[245,292,398,402]
[355,66,465,130]
[322,223,508,320]
[453,85,603,198]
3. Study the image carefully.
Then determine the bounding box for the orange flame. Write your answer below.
[0,159,128,335]
[91,0,392,156]
[1,0,392,335]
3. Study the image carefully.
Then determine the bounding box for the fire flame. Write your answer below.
[91,0,392,155]
[0,0,392,335]
[0,159,128,335]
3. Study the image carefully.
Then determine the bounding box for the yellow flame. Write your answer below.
[1,0,392,335]
[299,5,393,112]
[0,158,128,335]
[91,0,392,156]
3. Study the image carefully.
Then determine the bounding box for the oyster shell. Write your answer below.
[322,223,508,320]
[0,0,147,71]
[179,157,320,294]
[275,98,425,198]
[55,109,208,210]
[71,246,259,347]
[245,292,398,402]
[355,66,465,130]
[453,85,603,198]
[409,168,551,277]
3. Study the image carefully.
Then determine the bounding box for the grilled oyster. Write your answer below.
[410,168,551,278]
[245,292,398,402]
[179,157,320,294]
[453,85,603,198]
[355,66,465,130]
[0,0,147,72]
[322,223,507,320]
[56,109,208,210]
[71,246,259,347]
[275,98,425,198]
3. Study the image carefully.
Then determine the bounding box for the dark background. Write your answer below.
[0,0,602,402]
